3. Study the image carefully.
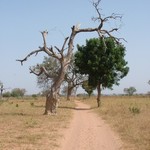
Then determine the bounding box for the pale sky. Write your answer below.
[0,0,150,95]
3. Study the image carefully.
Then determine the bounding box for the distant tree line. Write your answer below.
[2,88,26,98]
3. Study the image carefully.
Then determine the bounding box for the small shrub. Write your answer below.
[16,104,19,107]
[129,106,140,114]
[32,94,37,100]
[3,92,11,98]
[30,102,34,107]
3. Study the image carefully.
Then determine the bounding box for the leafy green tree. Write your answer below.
[3,92,11,98]
[32,56,60,92]
[11,88,26,98]
[82,80,95,97]
[75,37,129,107]
[124,87,136,96]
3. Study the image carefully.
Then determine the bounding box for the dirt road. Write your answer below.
[59,100,122,150]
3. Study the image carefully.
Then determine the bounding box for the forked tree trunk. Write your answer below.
[67,85,74,100]
[44,90,59,114]
[43,28,76,114]
[44,60,70,114]
[97,81,101,107]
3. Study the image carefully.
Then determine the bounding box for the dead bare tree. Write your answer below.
[64,57,86,100]
[0,83,4,99]
[17,0,124,114]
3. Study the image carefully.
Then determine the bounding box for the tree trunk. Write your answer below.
[0,88,3,99]
[43,90,59,115]
[44,60,70,114]
[97,81,101,107]
[67,85,74,100]
[43,29,75,113]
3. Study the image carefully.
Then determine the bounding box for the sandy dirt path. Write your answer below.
[59,100,123,150]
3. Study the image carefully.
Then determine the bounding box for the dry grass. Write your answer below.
[80,96,150,150]
[0,97,75,150]
[1,96,149,150]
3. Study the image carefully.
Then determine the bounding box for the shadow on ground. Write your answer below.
[58,106,97,111]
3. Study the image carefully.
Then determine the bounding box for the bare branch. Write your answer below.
[29,66,43,76]
[108,28,118,33]
[54,37,69,60]
[54,46,61,53]
[103,13,122,22]
[48,46,60,58]
[76,27,98,34]
[41,30,48,47]
[54,46,64,59]
[61,37,69,52]
[92,0,103,27]
[29,65,54,78]
[91,0,124,44]
[99,29,127,43]
[16,49,43,65]
[40,30,62,60]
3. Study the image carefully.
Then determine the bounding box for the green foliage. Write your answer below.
[82,80,95,97]
[11,88,26,98]
[124,87,136,95]
[3,92,11,98]
[30,102,34,107]
[75,37,129,89]
[32,94,37,99]
[129,106,140,114]
[32,56,60,91]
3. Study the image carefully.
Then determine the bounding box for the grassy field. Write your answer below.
[0,97,75,150]
[80,96,150,150]
[0,96,150,150]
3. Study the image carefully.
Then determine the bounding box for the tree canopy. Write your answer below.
[124,87,136,96]
[75,37,129,106]
[82,80,95,97]
[11,88,26,97]
[31,56,60,94]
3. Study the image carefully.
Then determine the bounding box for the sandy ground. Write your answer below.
[59,100,123,150]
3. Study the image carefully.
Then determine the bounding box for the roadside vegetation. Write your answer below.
[80,95,150,150]
[0,95,150,150]
[0,97,75,150]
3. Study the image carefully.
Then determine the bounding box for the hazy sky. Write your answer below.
[0,0,150,95]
